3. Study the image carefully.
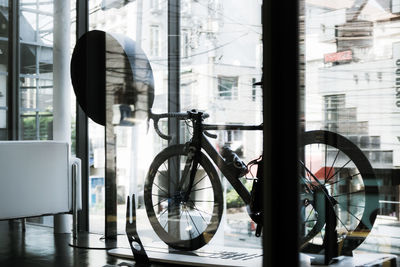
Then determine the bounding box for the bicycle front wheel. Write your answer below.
[144,144,223,251]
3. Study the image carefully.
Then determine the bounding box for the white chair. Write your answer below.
[0,141,81,234]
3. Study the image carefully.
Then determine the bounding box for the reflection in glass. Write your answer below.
[88,0,263,250]
[19,1,54,142]
[304,0,400,256]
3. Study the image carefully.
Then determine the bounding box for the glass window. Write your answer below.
[303,0,400,261]
[87,0,263,256]
[179,0,263,251]
[89,0,168,234]
[10,0,76,226]
[19,0,54,141]
[0,3,8,139]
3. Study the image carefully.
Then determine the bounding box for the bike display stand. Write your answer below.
[311,198,343,265]
[69,232,119,249]
[125,194,149,265]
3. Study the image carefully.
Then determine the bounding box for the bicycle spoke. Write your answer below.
[304,207,315,224]
[191,174,208,190]
[184,209,195,236]
[157,207,168,220]
[152,193,169,198]
[157,169,168,179]
[191,186,213,193]
[153,198,168,207]
[153,182,169,197]
[159,164,178,187]
[187,209,201,236]
[162,216,169,230]
[188,199,207,224]
[326,148,340,184]
[326,158,352,183]
[335,213,350,232]
[338,203,361,222]
[188,199,213,217]
[328,172,360,186]
[332,190,365,198]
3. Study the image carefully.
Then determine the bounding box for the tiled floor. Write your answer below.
[0,221,171,267]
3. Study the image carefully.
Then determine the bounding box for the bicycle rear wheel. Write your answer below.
[299,130,379,255]
[144,144,223,251]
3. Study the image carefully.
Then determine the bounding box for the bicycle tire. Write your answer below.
[144,144,224,251]
[300,130,379,255]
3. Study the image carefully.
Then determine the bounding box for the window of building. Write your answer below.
[252,78,257,101]
[150,0,162,11]
[149,25,161,57]
[323,94,345,132]
[181,28,190,58]
[218,76,238,100]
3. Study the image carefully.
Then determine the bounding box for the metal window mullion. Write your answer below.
[35,77,39,139]
[35,111,39,140]
[167,0,180,242]
[20,40,52,48]
[8,0,20,140]
[76,0,89,232]
[35,13,40,140]
[21,7,53,17]
[168,0,180,131]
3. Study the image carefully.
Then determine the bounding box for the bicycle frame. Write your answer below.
[189,119,263,205]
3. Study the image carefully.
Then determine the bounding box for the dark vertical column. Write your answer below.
[168,0,180,139]
[76,0,89,232]
[7,0,19,141]
[105,40,117,239]
[263,1,300,266]
[167,0,180,243]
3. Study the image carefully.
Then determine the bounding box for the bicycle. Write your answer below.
[143,109,379,254]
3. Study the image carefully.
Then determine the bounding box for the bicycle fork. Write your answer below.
[177,145,199,203]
